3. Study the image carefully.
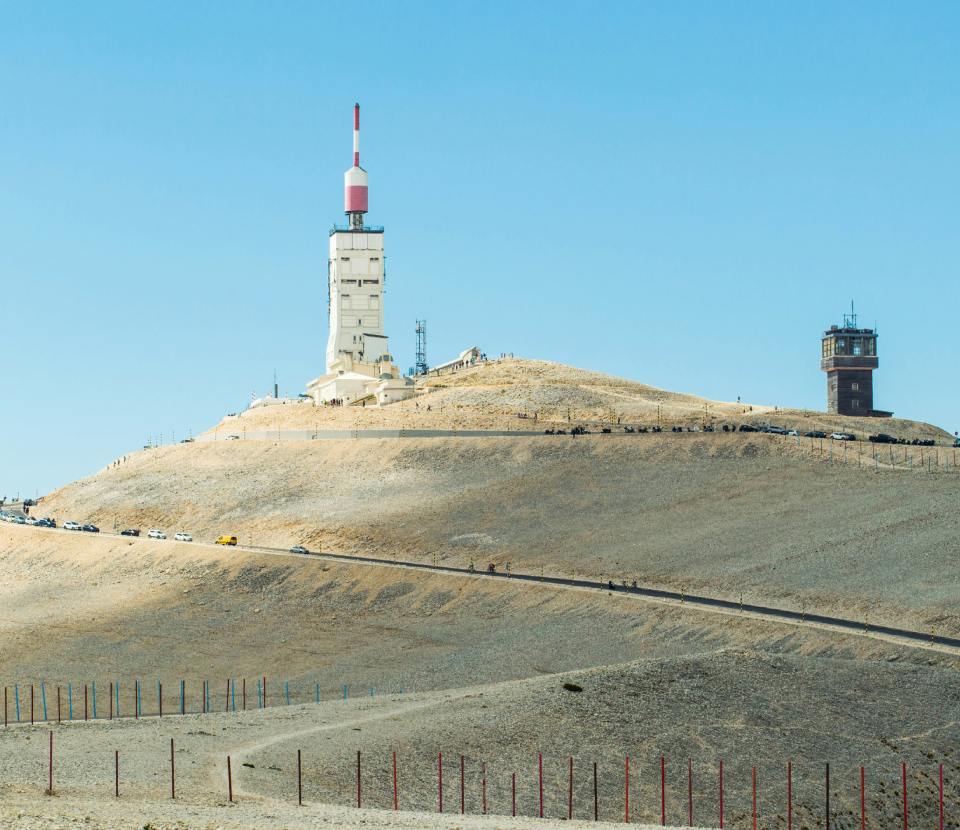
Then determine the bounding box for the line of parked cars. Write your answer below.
[0,512,56,528]
[64,521,99,532]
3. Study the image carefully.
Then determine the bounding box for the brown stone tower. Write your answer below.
[820,305,888,417]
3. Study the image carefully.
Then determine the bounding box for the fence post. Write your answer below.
[788,760,793,830]
[297,749,303,805]
[115,750,119,797]
[569,756,574,820]
[624,755,629,823]
[540,752,545,819]
[460,754,465,814]
[483,761,487,815]
[940,763,945,830]
[159,683,163,718]
[226,680,230,713]
[243,678,246,711]
[47,730,53,793]
[688,758,693,827]
[393,750,398,810]
[860,767,867,830]
[902,762,908,830]
[170,738,176,798]
[752,766,757,830]
[3,686,6,727]
[438,751,443,812]
[661,756,666,826]
[109,681,113,720]
[513,770,517,817]
[825,763,830,830]
[56,686,60,723]
[356,750,361,808]
[594,762,598,821]
[31,684,34,724]
[41,682,47,721]
[719,758,725,829]
[227,755,233,802]
[84,684,88,721]
[68,684,73,721]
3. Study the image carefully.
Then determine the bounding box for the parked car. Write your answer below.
[216,535,238,546]
[120,528,140,537]
[786,429,799,437]
[35,518,56,528]
[831,432,856,441]
[64,521,82,531]
[81,524,100,533]
[174,532,193,542]
[761,425,788,435]
[147,529,166,539]
[179,438,195,443]
[869,433,897,444]
[13,515,27,524]
[738,424,759,432]
[225,434,240,441]
[289,545,309,554]
[805,431,827,439]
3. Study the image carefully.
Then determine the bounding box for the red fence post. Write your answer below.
[688,758,693,827]
[4,687,6,727]
[356,750,361,808]
[227,755,233,802]
[84,685,88,721]
[624,755,629,823]
[438,752,443,812]
[243,678,246,711]
[460,754,465,815]
[31,685,34,725]
[661,755,666,826]
[902,762,908,830]
[297,749,302,806]
[115,750,119,797]
[569,756,574,820]
[393,750,398,810]
[170,738,176,798]
[159,683,163,718]
[719,758,725,829]
[512,770,517,817]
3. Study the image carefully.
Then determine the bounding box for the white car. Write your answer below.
[786,429,799,437]
[174,532,192,542]
[64,521,82,531]
[147,529,167,539]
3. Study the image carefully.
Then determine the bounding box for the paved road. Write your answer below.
[8,523,959,656]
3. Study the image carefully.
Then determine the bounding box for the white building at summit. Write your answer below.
[306,104,415,407]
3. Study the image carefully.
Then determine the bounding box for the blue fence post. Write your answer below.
[92,681,97,719]
[157,680,162,714]
[285,681,290,706]
[231,679,236,712]
[257,677,262,709]
[342,684,348,701]
[315,682,320,703]
[14,684,20,722]
[205,680,210,713]
[68,683,73,720]
[115,681,120,718]
[179,680,185,715]
[137,680,142,717]
[41,682,48,721]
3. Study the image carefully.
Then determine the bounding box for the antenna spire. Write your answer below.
[353,103,360,168]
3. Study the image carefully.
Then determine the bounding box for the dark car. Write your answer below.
[35,518,56,528]
[290,545,310,554]
[81,524,100,533]
[805,431,827,439]
[739,424,759,432]
[869,433,896,444]
[120,528,141,537]
[23,498,36,507]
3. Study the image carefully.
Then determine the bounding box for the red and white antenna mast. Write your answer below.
[344,102,369,229]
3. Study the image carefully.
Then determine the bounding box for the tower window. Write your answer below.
[851,382,859,391]
[851,399,860,408]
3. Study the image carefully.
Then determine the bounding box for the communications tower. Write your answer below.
[414,320,428,375]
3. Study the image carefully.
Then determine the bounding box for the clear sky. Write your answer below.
[1,2,957,498]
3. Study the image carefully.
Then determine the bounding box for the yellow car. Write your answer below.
[215,535,238,546]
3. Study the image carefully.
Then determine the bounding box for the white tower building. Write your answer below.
[307,104,414,406]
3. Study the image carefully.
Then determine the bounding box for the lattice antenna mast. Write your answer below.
[414,320,428,375]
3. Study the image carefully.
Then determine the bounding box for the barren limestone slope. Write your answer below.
[34,432,960,636]
[204,358,951,441]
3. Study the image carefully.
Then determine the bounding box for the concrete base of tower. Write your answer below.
[306,354,415,407]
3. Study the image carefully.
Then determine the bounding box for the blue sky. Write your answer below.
[1,2,957,497]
